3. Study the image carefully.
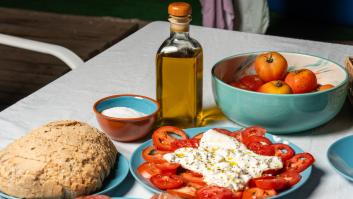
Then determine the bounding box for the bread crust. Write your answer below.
[0,120,117,198]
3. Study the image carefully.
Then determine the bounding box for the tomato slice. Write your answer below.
[180,171,205,184]
[167,185,197,199]
[244,135,272,146]
[285,153,315,173]
[196,186,234,199]
[155,162,180,173]
[137,162,162,179]
[242,188,276,199]
[250,176,288,190]
[242,126,266,137]
[247,142,275,156]
[213,128,233,136]
[278,170,302,187]
[150,174,185,190]
[171,138,200,150]
[76,195,111,199]
[152,126,188,151]
[272,143,295,162]
[142,146,169,163]
[239,75,264,91]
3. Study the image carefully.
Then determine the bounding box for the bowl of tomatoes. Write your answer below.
[212,51,348,133]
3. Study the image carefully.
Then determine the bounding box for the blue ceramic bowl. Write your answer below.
[327,135,353,181]
[212,52,348,133]
[93,94,159,141]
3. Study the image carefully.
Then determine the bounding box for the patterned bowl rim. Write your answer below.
[211,51,348,97]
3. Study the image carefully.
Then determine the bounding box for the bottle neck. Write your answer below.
[169,15,191,36]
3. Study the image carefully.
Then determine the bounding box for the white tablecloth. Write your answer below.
[1,22,353,198]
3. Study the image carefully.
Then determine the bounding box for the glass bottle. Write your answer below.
[156,2,203,128]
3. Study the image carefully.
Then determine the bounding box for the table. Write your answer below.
[1,21,353,199]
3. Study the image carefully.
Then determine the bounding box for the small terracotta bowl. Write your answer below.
[93,94,160,142]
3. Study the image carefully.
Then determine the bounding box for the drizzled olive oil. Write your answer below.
[156,2,203,128]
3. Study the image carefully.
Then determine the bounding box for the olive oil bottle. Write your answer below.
[156,2,203,128]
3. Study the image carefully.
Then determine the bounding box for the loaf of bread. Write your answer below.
[0,120,117,198]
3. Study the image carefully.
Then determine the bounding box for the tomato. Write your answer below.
[180,172,205,184]
[171,138,200,150]
[233,191,243,199]
[137,162,162,179]
[167,185,197,199]
[243,126,266,137]
[213,128,233,136]
[285,153,315,173]
[255,52,288,82]
[142,146,169,163]
[257,80,293,94]
[155,162,180,173]
[317,84,334,91]
[76,195,111,199]
[284,69,318,94]
[242,188,276,199]
[152,126,188,151]
[247,142,275,156]
[187,182,207,189]
[196,186,234,199]
[250,176,288,190]
[150,174,185,190]
[272,143,295,162]
[243,135,272,146]
[239,75,264,91]
[229,82,250,90]
[278,170,302,187]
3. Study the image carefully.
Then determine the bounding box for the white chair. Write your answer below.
[0,33,84,69]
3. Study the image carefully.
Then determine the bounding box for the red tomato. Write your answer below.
[76,195,111,199]
[213,128,233,136]
[249,176,288,190]
[239,75,264,91]
[243,135,272,146]
[233,191,243,199]
[187,182,207,189]
[150,174,185,190]
[152,126,188,151]
[247,142,275,156]
[171,138,200,150]
[155,162,180,173]
[272,144,295,162]
[167,185,197,199]
[242,126,266,137]
[242,188,276,199]
[255,51,288,82]
[284,69,318,93]
[142,146,169,163]
[137,162,162,179]
[196,186,234,199]
[180,172,205,184]
[229,82,250,90]
[285,153,315,173]
[278,171,302,186]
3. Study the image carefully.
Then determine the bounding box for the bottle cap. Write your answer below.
[168,2,192,17]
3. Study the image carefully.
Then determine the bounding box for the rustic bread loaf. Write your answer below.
[0,120,117,198]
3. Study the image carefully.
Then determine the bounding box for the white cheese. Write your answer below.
[101,107,146,118]
[163,129,283,191]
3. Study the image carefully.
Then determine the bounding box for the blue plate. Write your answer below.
[327,135,353,181]
[130,127,312,198]
[0,153,129,198]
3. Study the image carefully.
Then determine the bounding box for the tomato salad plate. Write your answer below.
[130,126,314,199]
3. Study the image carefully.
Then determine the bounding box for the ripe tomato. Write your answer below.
[255,52,288,82]
[239,75,264,91]
[137,162,162,179]
[285,153,315,173]
[180,171,205,184]
[155,162,180,173]
[243,126,266,137]
[76,195,111,199]
[243,135,272,146]
[284,69,318,93]
[167,185,197,199]
[171,138,200,150]
[196,186,234,199]
[150,174,185,190]
[247,142,275,156]
[278,170,302,187]
[317,84,334,91]
[257,80,293,94]
[249,176,288,190]
[272,143,295,162]
[152,126,188,151]
[213,128,233,136]
[142,146,169,163]
[242,188,276,199]
[229,82,250,90]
